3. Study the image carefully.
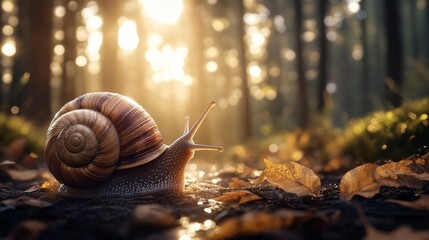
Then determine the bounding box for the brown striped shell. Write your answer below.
[44,92,167,188]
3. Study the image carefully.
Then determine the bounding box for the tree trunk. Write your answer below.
[236,0,252,139]
[100,0,119,92]
[317,0,327,112]
[17,0,53,123]
[295,0,309,127]
[384,0,403,107]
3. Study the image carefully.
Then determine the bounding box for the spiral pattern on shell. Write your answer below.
[44,92,167,188]
[45,109,120,188]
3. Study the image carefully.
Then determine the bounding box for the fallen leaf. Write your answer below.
[386,195,429,211]
[422,153,429,170]
[2,197,51,208]
[24,185,40,193]
[133,204,177,228]
[0,159,16,166]
[21,153,39,166]
[209,210,323,240]
[214,190,261,204]
[340,159,429,201]
[2,138,27,161]
[6,169,39,181]
[249,172,266,185]
[375,159,429,188]
[8,220,47,240]
[228,177,249,188]
[256,159,321,197]
[339,163,380,201]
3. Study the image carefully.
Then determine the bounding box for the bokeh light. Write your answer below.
[2,40,16,57]
[146,43,192,86]
[118,19,139,52]
[140,0,183,25]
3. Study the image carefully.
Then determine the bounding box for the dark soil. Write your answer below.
[1,170,428,240]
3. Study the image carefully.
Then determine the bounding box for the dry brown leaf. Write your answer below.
[339,163,380,201]
[2,138,27,160]
[386,195,429,211]
[375,159,429,188]
[214,190,261,204]
[133,204,177,228]
[257,159,321,197]
[7,220,47,240]
[21,153,39,166]
[209,210,320,240]
[2,197,51,208]
[422,153,429,170]
[340,159,429,201]
[250,172,266,185]
[6,169,39,181]
[228,177,249,188]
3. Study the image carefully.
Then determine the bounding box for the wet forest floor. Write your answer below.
[1,168,428,240]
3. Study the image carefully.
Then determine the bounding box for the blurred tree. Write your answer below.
[294,0,309,128]
[61,0,80,103]
[235,0,252,139]
[317,0,328,112]
[100,0,120,92]
[16,0,53,122]
[384,0,403,107]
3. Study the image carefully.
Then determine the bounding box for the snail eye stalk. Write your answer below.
[184,101,223,152]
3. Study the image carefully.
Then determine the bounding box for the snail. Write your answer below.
[44,92,223,198]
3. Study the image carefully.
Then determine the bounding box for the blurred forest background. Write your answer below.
[0,0,429,159]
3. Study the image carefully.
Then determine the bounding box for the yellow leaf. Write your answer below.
[260,158,321,197]
[228,177,249,188]
[209,210,321,240]
[386,195,429,211]
[214,190,261,204]
[339,163,380,201]
[249,173,266,185]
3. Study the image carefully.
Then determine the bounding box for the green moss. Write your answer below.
[0,113,45,155]
[337,98,429,162]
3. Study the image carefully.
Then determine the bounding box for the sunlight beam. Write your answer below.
[140,0,183,25]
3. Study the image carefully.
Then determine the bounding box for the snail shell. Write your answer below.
[44,92,167,188]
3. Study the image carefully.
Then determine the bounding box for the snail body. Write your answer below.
[44,92,223,198]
